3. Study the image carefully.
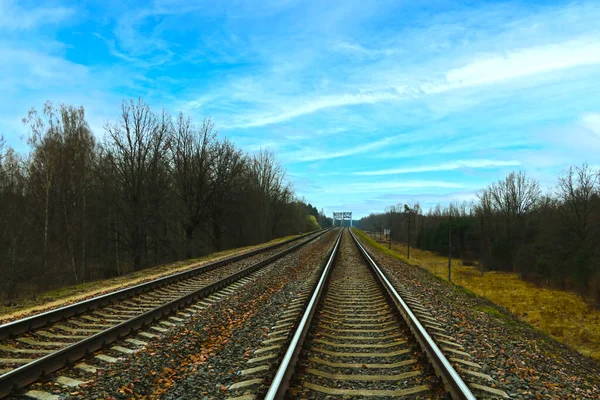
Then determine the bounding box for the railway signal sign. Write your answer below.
[332,211,353,227]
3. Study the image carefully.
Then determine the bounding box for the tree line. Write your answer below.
[0,98,324,303]
[358,167,600,304]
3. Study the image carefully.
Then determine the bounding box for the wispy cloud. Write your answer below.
[199,33,600,130]
[223,91,401,129]
[354,159,521,176]
[340,180,467,194]
[0,45,89,91]
[430,38,600,94]
[282,134,400,163]
[318,172,342,177]
[2,0,600,218]
[0,0,75,30]
[580,112,600,136]
[375,190,480,210]
[333,40,396,59]
[373,138,534,160]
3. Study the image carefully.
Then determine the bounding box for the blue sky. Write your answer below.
[1,0,600,218]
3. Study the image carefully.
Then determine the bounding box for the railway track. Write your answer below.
[264,228,482,399]
[0,229,329,398]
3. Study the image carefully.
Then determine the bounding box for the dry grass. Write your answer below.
[356,229,600,360]
[0,234,298,322]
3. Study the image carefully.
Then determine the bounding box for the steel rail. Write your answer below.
[349,229,476,400]
[0,230,320,341]
[264,229,342,400]
[0,229,330,399]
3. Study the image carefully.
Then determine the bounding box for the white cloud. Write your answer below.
[318,172,342,176]
[334,40,396,58]
[0,45,89,91]
[283,134,400,162]
[354,159,521,176]
[373,136,533,160]
[431,38,600,93]
[224,90,400,129]
[212,34,600,129]
[0,1,74,30]
[580,112,600,136]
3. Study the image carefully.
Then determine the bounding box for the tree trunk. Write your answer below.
[63,193,78,284]
[81,193,86,282]
[44,172,52,271]
[8,236,18,301]
[115,215,121,277]
[212,221,222,252]
[407,213,411,259]
[185,226,194,259]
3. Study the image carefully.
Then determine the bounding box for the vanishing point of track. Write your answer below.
[265,228,477,399]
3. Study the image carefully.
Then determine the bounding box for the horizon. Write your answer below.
[2,0,600,218]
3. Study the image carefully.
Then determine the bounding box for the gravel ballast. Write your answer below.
[288,231,443,399]
[21,230,338,399]
[356,233,600,399]
[0,233,309,325]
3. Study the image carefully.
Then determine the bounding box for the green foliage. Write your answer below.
[474,305,505,319]
[305,214,320,231]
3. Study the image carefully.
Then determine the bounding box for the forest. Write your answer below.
[358,168,600,304]
[0,98,329,303]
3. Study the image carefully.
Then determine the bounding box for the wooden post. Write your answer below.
[480,214,484,277]
[388,211,392,249]
[448,215,452,282]
[403,204,412,259]
[407,211,411,259]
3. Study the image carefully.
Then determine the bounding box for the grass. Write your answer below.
[0,234,299,322]
[354,228,600,360]
[473,305,509,320]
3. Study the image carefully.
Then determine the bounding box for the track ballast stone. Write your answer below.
[31,230,338,399]
[288,231,443,399]
[356,233,600,399]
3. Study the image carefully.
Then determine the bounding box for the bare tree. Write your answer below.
[170,115,216,257]
[208,139,247,250]
[2,98,324,303]
[357,168,600,302]
[0,144,26,300]
[102,98,171,269]
[476,189,495,275]
[556,163,599,241]
[489,171,541,220]
[23,105,58,273]
[0,135,4,164]
[57,105,95,283]
[22,103,96,283]
[249,150,290,242]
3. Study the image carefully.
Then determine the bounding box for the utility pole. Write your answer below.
[407,212,411,259]
[404,204,412,259]
[388,211,392,250]
[479,212,484,277]
[448,212,452,282]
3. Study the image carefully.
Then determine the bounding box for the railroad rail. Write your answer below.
[265,228,477,399]
[0,229,328,398]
